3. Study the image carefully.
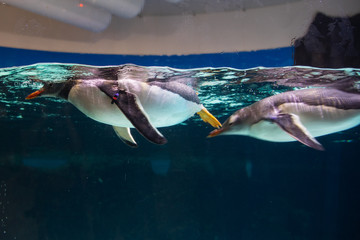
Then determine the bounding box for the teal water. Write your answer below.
[1,63,360,239]
[2,63,360,120]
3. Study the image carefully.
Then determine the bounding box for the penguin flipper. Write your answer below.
[197,107,222,128]
[98,86,167,145]
[112,126,138,148]
[271,113,325,151]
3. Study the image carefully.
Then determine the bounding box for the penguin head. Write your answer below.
[208,107,251,137]
[26,81,65,100]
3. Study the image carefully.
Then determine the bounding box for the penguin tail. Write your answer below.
[197,107,222,129]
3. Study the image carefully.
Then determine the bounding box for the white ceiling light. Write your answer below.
[85,0,145,18]
[165,0,183,3]
[3,0,112,32]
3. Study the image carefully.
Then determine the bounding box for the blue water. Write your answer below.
[0,46,360,240]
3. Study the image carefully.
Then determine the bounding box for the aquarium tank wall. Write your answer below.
[0,0,360,240]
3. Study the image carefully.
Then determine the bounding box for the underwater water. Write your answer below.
[1,62,360,240]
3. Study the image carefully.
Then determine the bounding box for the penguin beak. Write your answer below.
[207,128,225,138]
[25,88,45,99]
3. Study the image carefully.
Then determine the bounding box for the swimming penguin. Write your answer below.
[26,77,221,147]
[208,88,360,150]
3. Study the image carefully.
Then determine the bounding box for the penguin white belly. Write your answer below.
[68,84,133,127]
[281,103,360,136]
[68,81,201,128]
[250,103,360,142]
[136,84,202,127]
[250,120,294,142]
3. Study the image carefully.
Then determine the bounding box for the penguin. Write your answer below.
[26,77,221,147]
[208,88,360,150]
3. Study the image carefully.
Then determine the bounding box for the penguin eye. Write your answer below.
[48,83,54,87]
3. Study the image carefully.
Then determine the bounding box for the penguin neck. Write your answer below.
[58,79,77,100]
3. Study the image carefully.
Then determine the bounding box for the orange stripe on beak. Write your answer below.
[207,128,225,138]
[25,89,45,100]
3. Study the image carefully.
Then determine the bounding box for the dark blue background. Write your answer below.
[0,46,293,69]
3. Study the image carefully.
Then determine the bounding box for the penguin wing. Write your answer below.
[98,85,167,145]
[112,126,138,148]
[270,113,325,151]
